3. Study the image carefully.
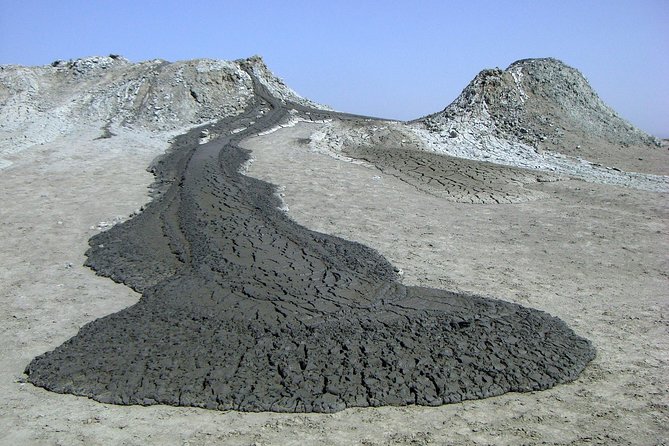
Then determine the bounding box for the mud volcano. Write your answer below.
[25,70,595,413]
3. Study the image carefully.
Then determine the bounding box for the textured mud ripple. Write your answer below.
[25,75,595,412]
[343,144,554,204]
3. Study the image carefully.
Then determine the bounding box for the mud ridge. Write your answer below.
[25,70,595,413]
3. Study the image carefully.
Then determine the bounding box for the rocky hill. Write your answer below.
[414,58,664,175]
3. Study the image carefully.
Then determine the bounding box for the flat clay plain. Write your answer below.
[1,119,667,444]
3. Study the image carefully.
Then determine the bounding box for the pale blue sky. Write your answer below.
[1,0,667,136]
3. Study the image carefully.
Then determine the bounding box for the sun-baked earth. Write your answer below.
[1,56,667,444]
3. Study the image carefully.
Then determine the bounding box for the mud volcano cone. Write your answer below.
[418,58,660,172]
[25,66,595,413]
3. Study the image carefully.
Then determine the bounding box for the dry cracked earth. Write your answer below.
[1,56,667,445]
[24,70,594,414]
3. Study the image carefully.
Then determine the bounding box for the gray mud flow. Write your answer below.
[343,144,552,204]
[25,72,595,413]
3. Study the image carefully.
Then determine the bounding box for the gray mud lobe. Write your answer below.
[25,74,595,413]
[343,144,553,204]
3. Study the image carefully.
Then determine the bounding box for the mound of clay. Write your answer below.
[0,55,326,160]
[25,68,595,412]
[416,58,663,174]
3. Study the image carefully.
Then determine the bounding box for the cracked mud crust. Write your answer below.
[343,144,552,204]
[24,71,595,413]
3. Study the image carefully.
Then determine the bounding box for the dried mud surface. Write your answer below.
[24,75,593,413]
[1,120,667,444]
[1,56,667,444]
[342,143,554,204]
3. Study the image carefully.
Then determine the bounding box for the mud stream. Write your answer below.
[25,70,595,413]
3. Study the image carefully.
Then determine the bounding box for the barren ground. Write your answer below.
[1,122,667,445]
